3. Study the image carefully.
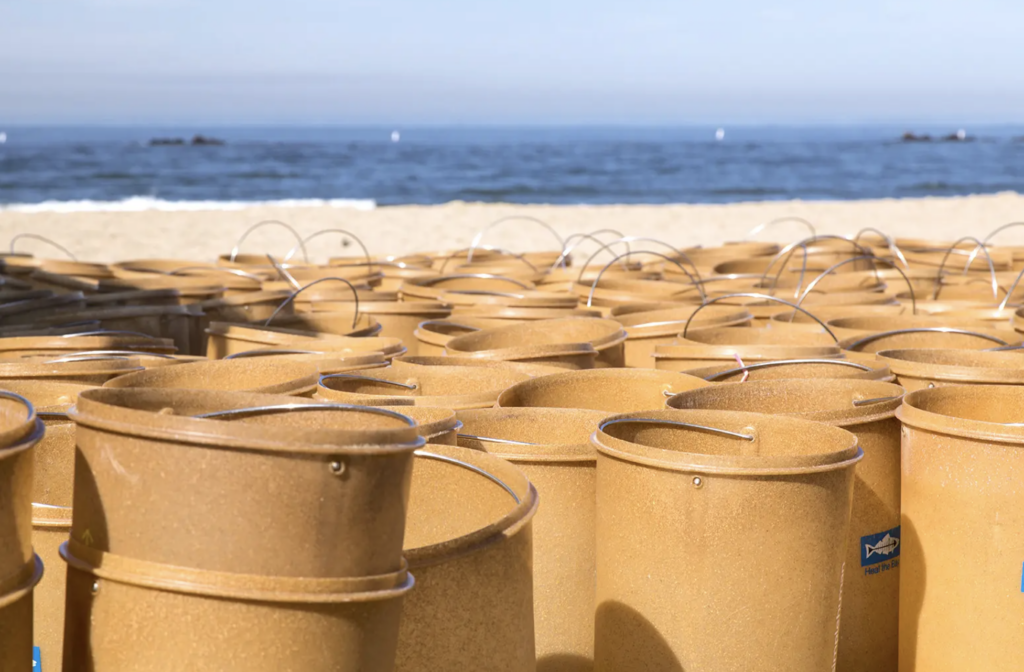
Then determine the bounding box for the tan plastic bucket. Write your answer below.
[829,315,1018,352]
[592,409,861,672]
[897,385,1024,671]
[667,380,904,672]
[69,387,422,577]
[497,367,709,412]
[33,505,70,670]
[10,305,200,354]
[615,305,754,368]
[396,444,538,672]
[0,555,43,672]
[317,366,531,410]
[445,317,627,369]
[61,541,412,672]
[0,380,89,667]
[205,321,405,360]
[400,273,536,302]
[411,317,511,356]
[391,355,566,378]
[683,353,893,383]
[456,407,607,670]
[221,348,387,375]
[876,348,1024,391]
[0,391,42,585]
[654,327,841,370]
[102,358,320,396]
[0,332,176,357]
[386,406,460,445]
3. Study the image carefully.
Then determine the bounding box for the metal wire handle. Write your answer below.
[440,290,525,299]
[744,216,816,241]
[9,234,77,261]
[600,417,755,442]
[794,255,915,315]
[702,358,872,382]
[168,266,266,282]
[0,390,36,422]
[758,235,875,296]
[577,237,704,285]
[852,395,903,407]
[437,246,539,274]
[933,236,999,300]
[982,221,1024,244]
[46,350,176,360]
[224,348,324,359]
[45,354,135,364]
[457,433,537,446]
[414,449,521,504]
[419,273,533,289]
[763,241,810,298]
[962,221,1024,272]
[264,277,360,329]
[997,267,1024,310]
[843,327,1008,352]
[319,373,418,391]
[266,254,301,290]
[418,320,484,333]
[282,229,373,268]
[229,220,308,263]
[466,215,565,264]
[62,330,157,339]
[851,228,910,270]
[682,293,838,341]
[550,232,631,271]
[194,403,415,426]
[585,250,707,308]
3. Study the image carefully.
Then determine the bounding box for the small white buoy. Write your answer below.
[0,132,6,144]
[715,128,725,141]
[956,128,966,140]
[390,130,400,143]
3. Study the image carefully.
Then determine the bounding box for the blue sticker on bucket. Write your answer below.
[33,646,40,669]
[861,526,900,567]
[1020,562,1023,593]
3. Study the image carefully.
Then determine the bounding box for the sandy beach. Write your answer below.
[2,193,1023,263]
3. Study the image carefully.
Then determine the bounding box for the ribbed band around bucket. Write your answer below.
[60,541,413,603]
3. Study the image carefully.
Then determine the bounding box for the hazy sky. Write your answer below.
[2,0,1023,125]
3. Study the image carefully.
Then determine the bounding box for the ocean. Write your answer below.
[2,125,1024,210]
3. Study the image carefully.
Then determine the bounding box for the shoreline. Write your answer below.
[2,193,1023,263]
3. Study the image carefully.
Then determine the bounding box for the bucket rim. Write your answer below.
[665,378,904,426]
[593,409,862,475]
[404,445,539,569]
[71,387,424,455]
[897,384,1024,443]
[0,555,43,609]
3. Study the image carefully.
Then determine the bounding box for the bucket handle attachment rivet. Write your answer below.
[692,476,704,488]
[91,581,100,594]
[329,460,346,476]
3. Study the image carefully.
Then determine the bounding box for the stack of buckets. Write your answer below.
[3,225,1024,670]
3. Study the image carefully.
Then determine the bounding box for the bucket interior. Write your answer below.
[905,385,1024,424]
[403,447,529,550]
[447,317,623,352]
[667,378,903,417]
[497,368,707,411]
[599,409,858,462]
[102,359,318,391]
[678,327,836,347]
[456,407,606,450]
[320,367,530,397]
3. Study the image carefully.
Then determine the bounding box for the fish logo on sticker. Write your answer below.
[861,526,901,567]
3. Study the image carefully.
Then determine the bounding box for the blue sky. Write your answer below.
[2,0,1022,125]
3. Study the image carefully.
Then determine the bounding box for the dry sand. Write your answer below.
[2,193,1023,264]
